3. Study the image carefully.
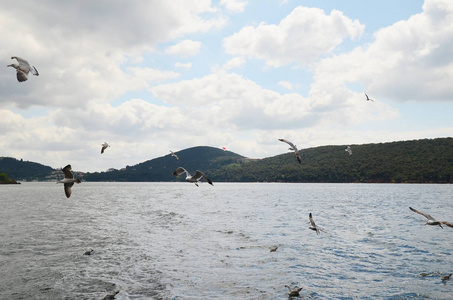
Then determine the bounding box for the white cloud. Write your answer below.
[220,0,248,13]
[223,6,364,67]
[175,62,193,69]
[311,0,453,103]
[222,56,246,70]
[165,39,202,56]
[278,81,293,90]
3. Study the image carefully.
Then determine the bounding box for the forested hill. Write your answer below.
[83,138,453,183]
[208,138,453,183]
[0,157,54,181]
[83,146,245,182]
[3,138,453,183]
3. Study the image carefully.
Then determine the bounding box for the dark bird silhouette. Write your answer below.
[365,93,375,102]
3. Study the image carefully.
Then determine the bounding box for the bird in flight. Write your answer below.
[284,285,302,297]
[409,207,453,229]
[345,146,352,155]
[57,165,81,198]
[365,93,375,102]
[309,213,324,234]
[278,138,302,164]
[169,150,179,160]
[101,142,110,154]
[172,167,213,187]
[7,56,39,82]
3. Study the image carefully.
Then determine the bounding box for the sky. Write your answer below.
[1,0,453,172]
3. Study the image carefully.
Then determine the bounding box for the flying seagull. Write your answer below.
[309,213,324,234]
[169,150,179,160]
[345,146,352,155]
[365,93,375,102]
[172,167,213,187]
[7,56,39,82]
[284,285,303,297]
[57,164,81,198]
[278,138,302,164]
[101,142,110,154]
[409,207,453,229]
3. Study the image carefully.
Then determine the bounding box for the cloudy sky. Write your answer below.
[1,0,453,172]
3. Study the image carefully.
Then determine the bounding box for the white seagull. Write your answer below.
[57,164,81,198]
[409,207,453,229]
[172,167,213,187]
[101,142,110,154]
[345,146,352,155]
[169,150,179,160]
[365,93,375,102]
[7,56,39,82]
[278,138,302,164]
[309,213,324,234]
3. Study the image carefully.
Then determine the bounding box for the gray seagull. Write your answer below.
[173,167,213,187]
[101,142,110,154]
[169,150,180,160]
[278,138,302,164]
[57,165,81,198]
[365,93,375,102]
[409,207,453,229]
[7,56,39,82]
[284,285,303,297]
[345,145,352,155]
[309,212,324,234]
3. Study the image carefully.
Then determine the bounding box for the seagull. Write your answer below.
[409,207,453,229]
[57,165,81,198]
[83,249,94,255]
[102,291,119,300]
[101,142,110,154]
[365,93,375,102]
[269,246,278,252]
[345,146,352,155]
[169,150,179,160]
[7,56,39,82]
[309,213,324,234]
[441,274,452,281]
[172,167,213,187]
[284,285,302,297]
[278,138,302,164]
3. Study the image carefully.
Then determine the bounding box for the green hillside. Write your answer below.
[210,138,453,183]
[0,157,54,181]
[83,146,244,182]
[0,172,20,184]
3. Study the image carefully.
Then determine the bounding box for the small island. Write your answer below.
[0,172,20,184]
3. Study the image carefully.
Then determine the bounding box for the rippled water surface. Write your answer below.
[1,182,453,299]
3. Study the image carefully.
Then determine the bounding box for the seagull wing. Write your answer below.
[64,182,74,198]
[309,213,317,227]
[62,165,74,179]
[440,221,453,228]
[278,138,296,150]
[12,56,30,65]
[295,152,302,164]
[193,170,213,185]
[409,207,435,220]
[30,66,39,76]
[173,167,188,177]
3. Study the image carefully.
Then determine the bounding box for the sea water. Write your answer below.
[1,182,452,299]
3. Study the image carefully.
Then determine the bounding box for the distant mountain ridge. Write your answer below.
[2,138,453,183]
